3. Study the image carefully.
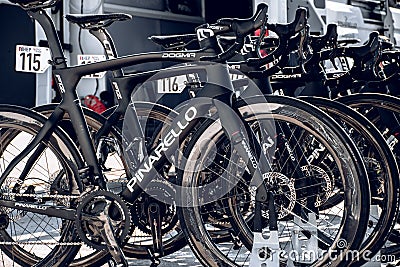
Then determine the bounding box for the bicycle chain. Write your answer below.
[1,192,80,199]
[0,241,83,245]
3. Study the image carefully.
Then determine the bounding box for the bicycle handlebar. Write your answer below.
[329,31,380,60]
[200,3,268,62]
[150,4,269,62]
[309,24,338,52]
[247,7,308,67]
[215,3,269,37]
[267,7,307,37]
[250,29,309,78]
[321,31,382,86]
[301,24,338,70]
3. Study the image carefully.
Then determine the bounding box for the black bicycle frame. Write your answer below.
[1,8,272,218]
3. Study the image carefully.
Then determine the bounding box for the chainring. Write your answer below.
[132,181,178,235]
[76,190,132,250]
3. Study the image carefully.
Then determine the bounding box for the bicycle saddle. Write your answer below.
[9,0,59,9]
[10,0,52,4]
[149,34,197,49]
[65,13,132,30]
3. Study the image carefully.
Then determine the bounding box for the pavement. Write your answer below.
[0,245,201,267]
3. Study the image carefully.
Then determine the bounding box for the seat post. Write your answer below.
[65,13,131,78]
[89,28,123,77]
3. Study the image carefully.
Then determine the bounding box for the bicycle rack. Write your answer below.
[249,230,280,267]
[287,213,318,267]
[363,205,382,267]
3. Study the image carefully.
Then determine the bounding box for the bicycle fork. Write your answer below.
[212,98,281,266]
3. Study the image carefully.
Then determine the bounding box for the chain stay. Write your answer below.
[0,193,81,245]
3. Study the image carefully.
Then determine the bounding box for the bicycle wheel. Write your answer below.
[0,105,84,266]
[226,96,399,266]
[336,93,400,263]
[178,95,370,267]
[301,97,398,265]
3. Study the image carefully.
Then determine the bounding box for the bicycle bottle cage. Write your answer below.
[66,13,132,30]
[9,0,59,10]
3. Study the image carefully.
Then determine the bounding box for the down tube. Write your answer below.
[120,100,213,203]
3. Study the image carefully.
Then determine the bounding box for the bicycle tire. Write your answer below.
[336,93,400,264]
[302,97,398,265]
[0,104,84,267]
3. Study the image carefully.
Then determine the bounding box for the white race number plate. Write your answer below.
[15,45,51,73]
[77,55,107,79]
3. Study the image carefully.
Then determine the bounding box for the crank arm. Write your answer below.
[96,203,128,267]
[98,219,128,267]
[148,202,164,258]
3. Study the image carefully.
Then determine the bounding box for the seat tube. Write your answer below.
[89,28,124,77]
[55,68,107,185]
[67,98,103,174]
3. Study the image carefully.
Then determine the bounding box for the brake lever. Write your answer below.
[329,49,340,70]
[256,15,269,58]
[298,26,309,73]
[372,41,384,78]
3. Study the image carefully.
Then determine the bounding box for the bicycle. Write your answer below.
[25,5,269,265]
[0,1,371,266]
